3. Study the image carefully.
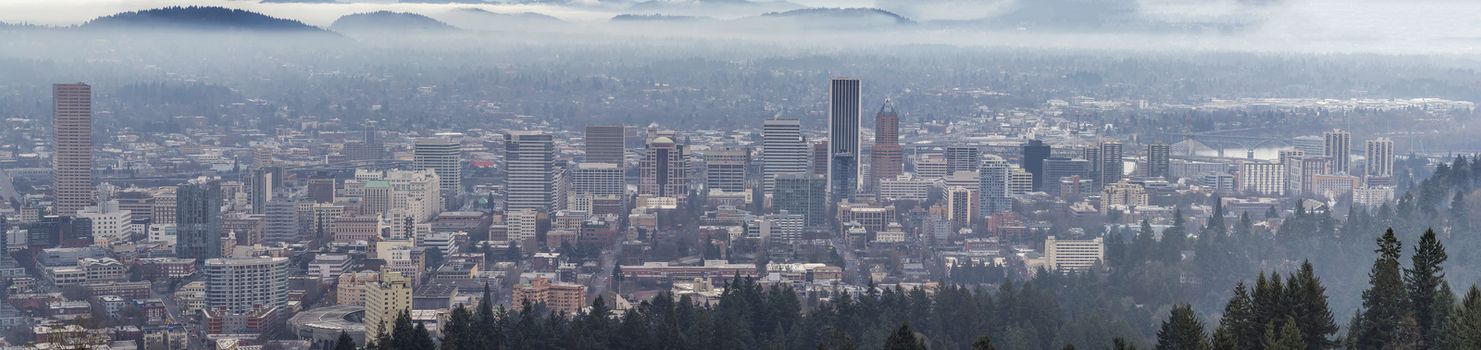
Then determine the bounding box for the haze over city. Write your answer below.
[0,1,1479,350]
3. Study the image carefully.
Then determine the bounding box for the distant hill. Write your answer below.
[438,8,565,31]
[757,8,914,25]
[624,0,802,18]
[610,14,714,22]
[330,11,458,33]
[83,6,327,32]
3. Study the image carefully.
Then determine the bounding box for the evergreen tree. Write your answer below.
[1356,229,1412,349]
[884,323,927,350]
[1216,281,1258,350]
[1445,285,1481,349]
[1261,316,1304,350]
[1406,228,1449,350]
[1158,210,1187,263]
[333,331,357,350]
[972,335,996,350]
[1155,304,1209,350]
[1112,337,1139,350]
[411,322,436,350]
[1287,261,1338,350]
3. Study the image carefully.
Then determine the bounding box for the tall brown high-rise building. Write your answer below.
[53,83,93,216]
[870,100,903,189]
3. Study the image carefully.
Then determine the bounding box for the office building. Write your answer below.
[812,141,828,176]
[702,147,747,193]
[945,146,981,175]
[828,77,861,204]
[1045,236,1104,272]
[307,176,336,204]
[761,118,808,192]
[1101,180,1148,214]
[413,138,460,206]
[364,268,412,341]
[76,201,132,245]
[639,136,688,201]
[978,155,1012,215]
[53,83,93,216]
[585,125,626,165]
[1042,158,1090,196]
[1099,142,1124,187]
[1021,140,1051,191]
[946,186,976,232]
[203,257,289,314]
[569,163,625,197]
[773,173,827,227]
[1366,137,1394,178]
[1082,147,1101,186]
[249,166,282,215]
[505,131,557,212]
[870,100,904,191]
[176,177,223,261]
[512,277,587,316]
[1325,129,1351,174]
[1146,143,1170,178]
[1239,162,1286,196]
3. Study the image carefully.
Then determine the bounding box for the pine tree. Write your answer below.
[1112,337,1139,350]
[411,322,436,350]
[1356,229,1412,349]
[883,323,927,350]
[1445,285,1481,349]
[1156,304,1209,350]
[1406,228,1449,350]
[333,331,357,350]
[1287,261,1338,350]
[972,335,996,350]
[1261,316,1304,350]
[1216,281,1258,350]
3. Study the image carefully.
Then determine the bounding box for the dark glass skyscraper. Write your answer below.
[1146,143,1170,179]
[1022,140,1051,191]
[176,177,223,261]
[828,78,861,204]
[774,173,827,227]
[585,125,626,165]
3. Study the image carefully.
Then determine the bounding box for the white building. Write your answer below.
[77,200,133,245]
[1239,162,1285,196]
[1045,236,1104,272]
[203,257,289,314]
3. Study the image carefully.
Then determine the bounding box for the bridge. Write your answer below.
[1163,131,1291,159]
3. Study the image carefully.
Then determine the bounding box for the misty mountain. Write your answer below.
[623,0,803,18]
[610,14,716,22]
[757,8,914,24]
[330,11,459,33]
[81,6,327,32]
[437,8,565,31]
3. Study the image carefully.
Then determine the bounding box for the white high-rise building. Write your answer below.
[1366,137,1395,178]
[506,209,540,247]
[1239,162,1286,196]
[762,118,808,192]
[978,155,1012,215]
[413,139,460,207]
[203,257,289,314]
[1325,129,1351,174]
[505,131,557,212]
[703,147,748,193]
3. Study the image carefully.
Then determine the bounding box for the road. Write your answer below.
[831,236,865,285]
[0,168,20,210]
[587,239,625,301]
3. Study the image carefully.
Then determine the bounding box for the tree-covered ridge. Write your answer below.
[329,11,458,33]
[82,6,326,32]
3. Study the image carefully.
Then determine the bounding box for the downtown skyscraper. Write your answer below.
[53,83,93,216]
[1146,143,1171,179]
[1325,129,1351,174]
[869,100,903,190]
[761,118,808,192]
[1021,140,1051,191]
[639,135,688,201]
[827,77,861,204]
[584,125,626,165]
[505,131,557,212]
[1366,137,1394,178]
[176,177,223,261]
[414,138,461,207]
